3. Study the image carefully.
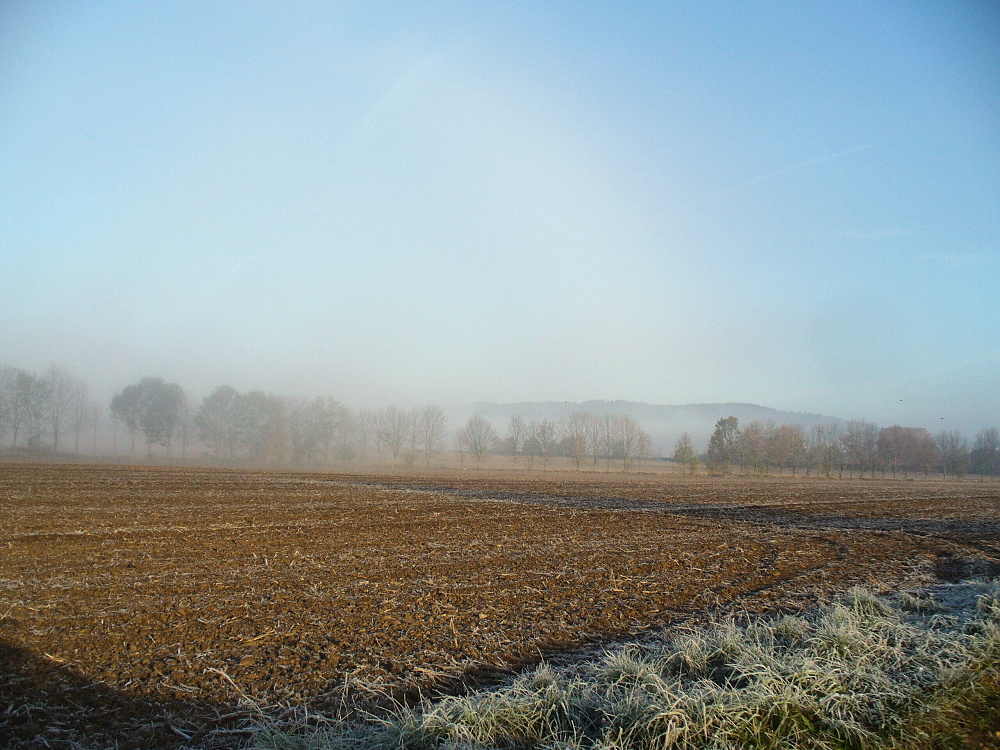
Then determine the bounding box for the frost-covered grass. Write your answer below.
[250,581,1000,750]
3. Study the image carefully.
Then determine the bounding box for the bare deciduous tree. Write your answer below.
[769,423,805,476]
[405,407,421,467]
[176,397,194,460]
[617,415,645,473]
[43,364,85,453]
[233,390,285,465]
[841,419,879,478]
[306,396,350,465]
[506,415,526,467]
[458,414,497,469]
[936,429,968,480]
[673,433,698,474]
[598,414,617,472]
[3,368,44,449]
[69,380,95,455]
[455,425,467,468]
[876,425,937,479]
[736,420,769,476]
[89,403,101,456]
[707,416,740,475]
[635,428,652,472]
[561,412,591,469]
[110,376,186,459]
[535,419,557,470]
[808,422,842,478]
[970,427,999,480]
[194,385,239,459]
[418,405,447,467]
[0,366,14,448]
[26,380,49,449]
[878,425,907,479]
[586,415,602,470]
[376,404,412,465]
[355,409,377,465]
[910,428,938,478]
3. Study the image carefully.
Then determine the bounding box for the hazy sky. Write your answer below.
[2,1,998,431]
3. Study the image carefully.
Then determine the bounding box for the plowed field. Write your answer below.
[2,463,998,749]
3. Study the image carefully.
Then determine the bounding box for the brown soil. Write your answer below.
[1,463,998,749]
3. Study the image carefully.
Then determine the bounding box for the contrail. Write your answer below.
[345,50,447,149]
[701,145,875,201]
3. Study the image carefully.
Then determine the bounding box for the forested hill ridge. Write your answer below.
[471,401,843,453]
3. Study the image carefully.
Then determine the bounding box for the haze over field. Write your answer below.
[2,2,998,432]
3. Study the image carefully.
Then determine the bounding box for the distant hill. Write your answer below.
[470,401,844,455]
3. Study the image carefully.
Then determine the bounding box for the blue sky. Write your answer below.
[1,1,998,432]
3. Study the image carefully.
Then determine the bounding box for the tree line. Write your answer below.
[694,416,999,480]
[109,379,451,468]
[0,366,656,472]
[456,412,653,471]
[0,365,100,454]
[2,363,996,479]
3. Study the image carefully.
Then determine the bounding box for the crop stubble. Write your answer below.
[1,463,998,748]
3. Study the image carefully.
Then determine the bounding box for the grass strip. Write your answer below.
[251,580,1000,750]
